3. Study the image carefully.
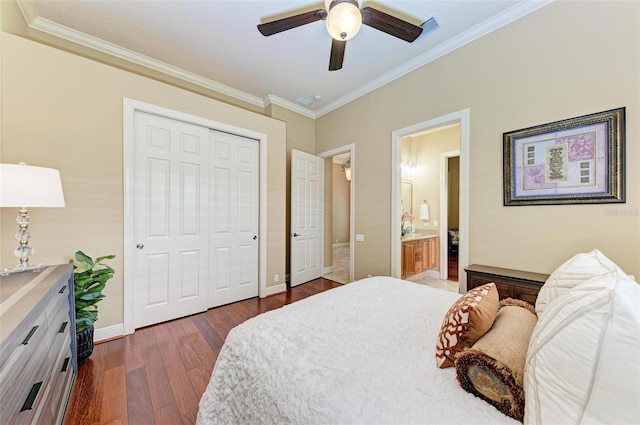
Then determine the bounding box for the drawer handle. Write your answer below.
[20,381,43,412]
[61,357,70,372]
[59,321,68,333]
[22,326,39,345]
[58,284,67,294]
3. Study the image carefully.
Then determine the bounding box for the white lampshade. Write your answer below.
[326,0,362,41]
[0,163,65,207]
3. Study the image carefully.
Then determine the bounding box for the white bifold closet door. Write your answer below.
[132,112,258,329]
[208,129,259,308]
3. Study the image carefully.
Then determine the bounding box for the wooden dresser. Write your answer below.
[465,264,549,305]
[401,235,439,279]
[0,265,77,425]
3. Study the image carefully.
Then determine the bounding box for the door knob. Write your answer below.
[136,243,144,249]
[292,233,301,237]
[253,235,257,240]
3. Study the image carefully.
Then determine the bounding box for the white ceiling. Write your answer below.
[19,0,549,117]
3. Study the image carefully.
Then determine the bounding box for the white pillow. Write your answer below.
[536,249,628,318]
[524,270,640,425]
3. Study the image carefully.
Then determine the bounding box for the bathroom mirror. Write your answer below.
[401,179,413,214]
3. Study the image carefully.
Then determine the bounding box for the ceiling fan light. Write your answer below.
[326,1,362,41]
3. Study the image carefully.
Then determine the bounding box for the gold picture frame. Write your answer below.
[503,107,625,206]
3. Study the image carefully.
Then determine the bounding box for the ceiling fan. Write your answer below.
[258,0,424,71]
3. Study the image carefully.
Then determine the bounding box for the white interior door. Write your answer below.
[290,149,323,287]
[133,111,210,329]
[209,130,259,307]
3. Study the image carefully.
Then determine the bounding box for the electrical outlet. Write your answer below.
[433,220,438,227]
[274,274,279,282]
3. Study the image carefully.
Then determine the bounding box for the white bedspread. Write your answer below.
[197,276,518,425]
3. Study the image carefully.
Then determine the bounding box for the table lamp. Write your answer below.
[0,162,66,274]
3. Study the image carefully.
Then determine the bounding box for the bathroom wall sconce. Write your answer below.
[341,159,351,181]
[401,160,416,171]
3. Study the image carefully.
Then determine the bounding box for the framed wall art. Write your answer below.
[503,107,625,206]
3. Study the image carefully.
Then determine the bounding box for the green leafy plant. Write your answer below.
[70,250,116,332]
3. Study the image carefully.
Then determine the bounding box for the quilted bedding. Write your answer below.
[196,276,518,425]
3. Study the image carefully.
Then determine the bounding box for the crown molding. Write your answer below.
[266,95,317,119]
[314,0,552,117]
[17,0,550,120]
[17,0,267,109]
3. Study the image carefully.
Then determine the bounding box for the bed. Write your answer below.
[197,250,640,425]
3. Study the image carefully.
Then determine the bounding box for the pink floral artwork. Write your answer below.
[558,132,595,161]
[524,165,554,189]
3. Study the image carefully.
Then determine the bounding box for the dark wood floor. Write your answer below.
[448,252,459,281]
[64,278,342,425]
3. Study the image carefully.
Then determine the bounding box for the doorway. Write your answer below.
[322,152,351,284]
[318,145,355,284]
[391,109,470,293]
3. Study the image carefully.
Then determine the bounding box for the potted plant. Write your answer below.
[70,250,115,365]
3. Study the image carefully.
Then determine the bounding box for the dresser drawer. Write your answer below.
[0,310,49,391]
[2,341,54,425]
[46,335,74,424]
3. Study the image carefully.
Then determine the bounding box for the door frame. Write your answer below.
[122,98,268,335]
[390,108,470,293]
[317,144,355,284]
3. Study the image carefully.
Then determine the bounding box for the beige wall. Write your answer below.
[0,33,287,330]
[265,104,315,276]
[406,126,460,233]
[332,163,350,244]
[316,1,639,279]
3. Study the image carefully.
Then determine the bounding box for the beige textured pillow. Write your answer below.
[455,300,538,421]
[435,283,499,368]
[536,249,629,318]
[525,270,640,425]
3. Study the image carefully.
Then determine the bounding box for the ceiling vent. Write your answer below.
[295,96,315,106]
[420,17,440,38]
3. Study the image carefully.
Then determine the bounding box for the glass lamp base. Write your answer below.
[0,263,45,276]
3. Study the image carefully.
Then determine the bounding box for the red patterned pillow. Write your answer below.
[435,283,499,368]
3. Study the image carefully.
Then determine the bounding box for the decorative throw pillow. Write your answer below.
[535,249,629,318]
[435,283,498,368]
[455,301,537,421]
[524,269,640,425]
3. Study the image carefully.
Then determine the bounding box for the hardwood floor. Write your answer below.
[448,252,459,281]
[64,278,342,425]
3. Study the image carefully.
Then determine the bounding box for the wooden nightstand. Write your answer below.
[465,264,549,305]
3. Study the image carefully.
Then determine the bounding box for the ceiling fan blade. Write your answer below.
[361,7,423,42]
[258,9,327,36]
[329,39,346,71]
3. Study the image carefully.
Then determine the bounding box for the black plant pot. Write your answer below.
[76,324,94,366]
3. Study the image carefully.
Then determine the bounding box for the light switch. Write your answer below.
[355,234,365,242]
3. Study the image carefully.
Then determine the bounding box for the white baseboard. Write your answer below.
[95,284,287,341]
[95,323,125,342]
[323,266,334,274]
[262,283,286,297]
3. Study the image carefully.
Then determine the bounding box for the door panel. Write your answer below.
[209,130,259,307]
[133,111,209,328]
[290,149,323,286]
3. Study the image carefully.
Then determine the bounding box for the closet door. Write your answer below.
[133,111,210,328]
[208,130,259,307]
